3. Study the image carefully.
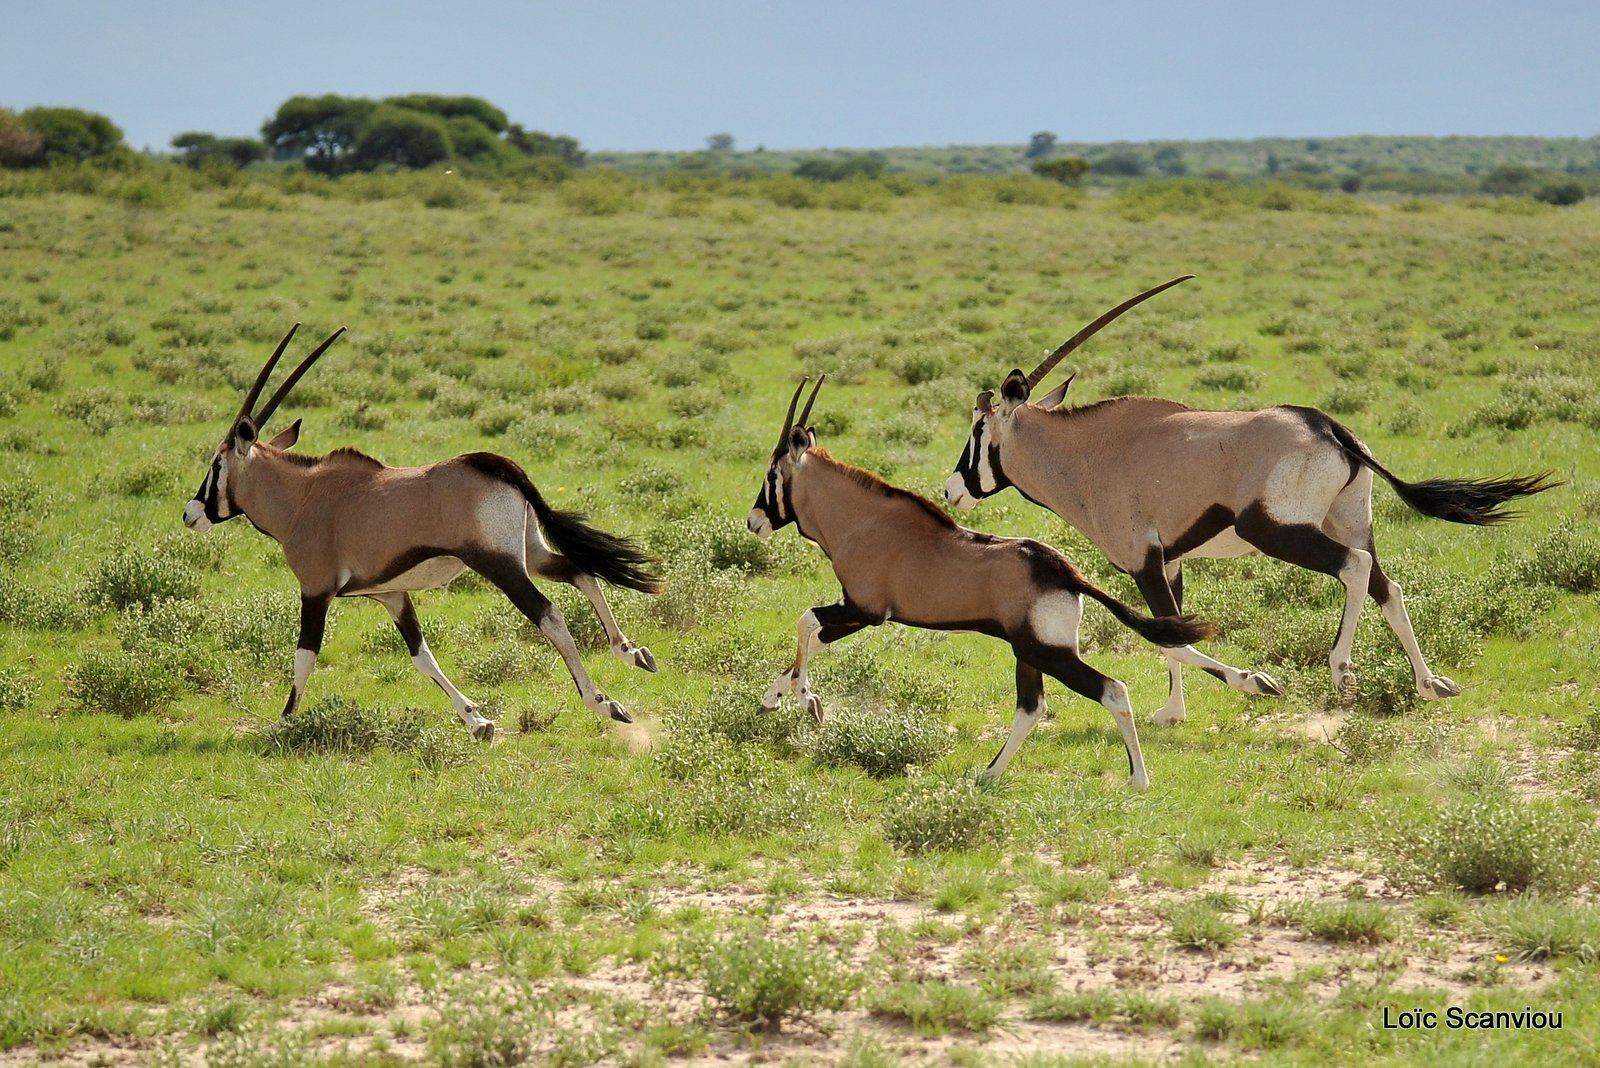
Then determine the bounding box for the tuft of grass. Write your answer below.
[1194,997,1313,1050]
[1167,899,1243,951]
[868,980,1002,1037]
[1482,898,1600,963]
[1296,900,1397,944]
[427,979,548,1068]
[1028,988,1181,1030]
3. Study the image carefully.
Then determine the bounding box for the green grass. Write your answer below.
[0,174,1597,1065]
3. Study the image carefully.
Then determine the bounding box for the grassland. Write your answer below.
[1,171,1599,1066]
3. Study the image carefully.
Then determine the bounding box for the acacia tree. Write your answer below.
[1026,131,1057,159]
[9,107,123,165]
[0,108,43,166]
[261,95,375,173]
[352,106,453,170]
[171,132,266,169]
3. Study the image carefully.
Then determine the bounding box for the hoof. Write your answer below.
[1152,707,1186,727]
[1245,671,1284,697]
[620,644,658,673]
[1129,774,1151,791]
[1335,668,1357,703]
[1419,675,1462,700]
[472,721,495,743]
[803,692,823,724]
[605,700,633,724]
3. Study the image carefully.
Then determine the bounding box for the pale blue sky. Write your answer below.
[6,0,1597,153]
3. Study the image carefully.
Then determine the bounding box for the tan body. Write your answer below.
[185,325,659,739]
[948,377,1554,722]
[751,385,1217,788]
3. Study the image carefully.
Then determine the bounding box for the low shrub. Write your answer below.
[85,547,202,611]
[65,648,186,717]
[1167,899,1242,950]
[1520,520,1600,594]
[0,575,92,630]
[809,702,953,777]
[656,923,859,1029]
[1377,792,1595,895]
[882,775,999,854]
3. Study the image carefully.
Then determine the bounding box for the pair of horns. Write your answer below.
[1023,275,1194,391]
[778,374,826,447]
[236,324,346,431]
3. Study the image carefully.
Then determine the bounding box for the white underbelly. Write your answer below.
[345,556,467,595]
[1178,527,1257,560]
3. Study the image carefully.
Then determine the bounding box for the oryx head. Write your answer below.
[184,324,345,532]
[943,275,1194,512]
[748,375,825,539]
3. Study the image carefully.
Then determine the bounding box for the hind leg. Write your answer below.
[527,533,657,673]
[371,592,493,740]
[1237,504,1372,699]
[1017,641,1148,789]
[469,551,632,724]
[760,597,874,722]
[1324,488,1459,700]
[983,661,1048,780]
[1133,557,1280,726]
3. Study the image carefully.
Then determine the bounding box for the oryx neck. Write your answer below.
[230,445,316,543]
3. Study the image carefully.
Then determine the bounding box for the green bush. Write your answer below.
[427,980,548,1068]
[1296,900,1396,944]
[882,775,999,854]
[84,549,202,612]
[808,702,953,777]
[1167,899,1242,950]
[65,649,186,717]
[656,923,858,1029]
[1483,898,1600,962]
[0,575,92,630]
[652,731,817,837]
[1377,792,1595,895]
[1520,520,1600,593]
[0,666,38,711]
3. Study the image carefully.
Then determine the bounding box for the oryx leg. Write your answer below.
[370,592,493,741]
[526,532,657,673]
[469,552,632,724]
[1132,556,1281,726]
[1323,487,1460,700]
[282,592,330,718]
[760,598,874,722]
[1237,508,1372,700]
[1017,642,1148,789]
[984,661,1048,780]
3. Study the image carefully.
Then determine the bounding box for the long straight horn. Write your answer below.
[254,327,347,427]
[237,323,301,426]
[797,374,826,428]
[1024,275,1195,391]
[777,377,808,447]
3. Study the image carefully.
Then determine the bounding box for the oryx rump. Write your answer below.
[749,377,1217,787]
[945,278,1557,722]
[185,324,661,739]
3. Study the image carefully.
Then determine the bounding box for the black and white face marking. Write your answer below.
[747,450,792,539]
[944,407,1007,512]
[184,443,241,532]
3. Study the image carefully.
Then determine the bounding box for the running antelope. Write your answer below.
[183,324,661,739]
[944,278,1557,722]
[747,377,1216,787]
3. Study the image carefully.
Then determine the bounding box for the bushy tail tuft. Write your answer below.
[467,452,661,592]
[1323,420,1559,526]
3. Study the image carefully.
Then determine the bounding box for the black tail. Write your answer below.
[465,454,662,593]
[1323,420,1560,526]
[1080,582,1217,649]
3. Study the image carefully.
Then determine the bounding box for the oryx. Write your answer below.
[184,324,661,739]
[944,278,1557,722]
[748,377,1217,787]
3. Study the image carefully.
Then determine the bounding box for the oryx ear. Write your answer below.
[1037,372,1077,411]
[975,389,995,415]
[999,368,1030,412]
[267,418,302,451]
[787,424,811,461]
[233,416,259,454]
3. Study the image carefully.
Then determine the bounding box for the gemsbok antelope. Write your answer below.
[747,377,1217,787]
[183,324,662,740]
[944,278,1558,722]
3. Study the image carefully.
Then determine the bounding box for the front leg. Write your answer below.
[282,592,331,718]
[759,597,873,722]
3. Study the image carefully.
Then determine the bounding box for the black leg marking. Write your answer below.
[391,593,425,657]
[1234,503,1352,577]
[284,593,331,718]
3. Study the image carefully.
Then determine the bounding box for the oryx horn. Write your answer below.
[777,378,807,447]
[798,374,826,428]
[254,327,347,427]
[236,323,301,429]
[1024,275,1195,391]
